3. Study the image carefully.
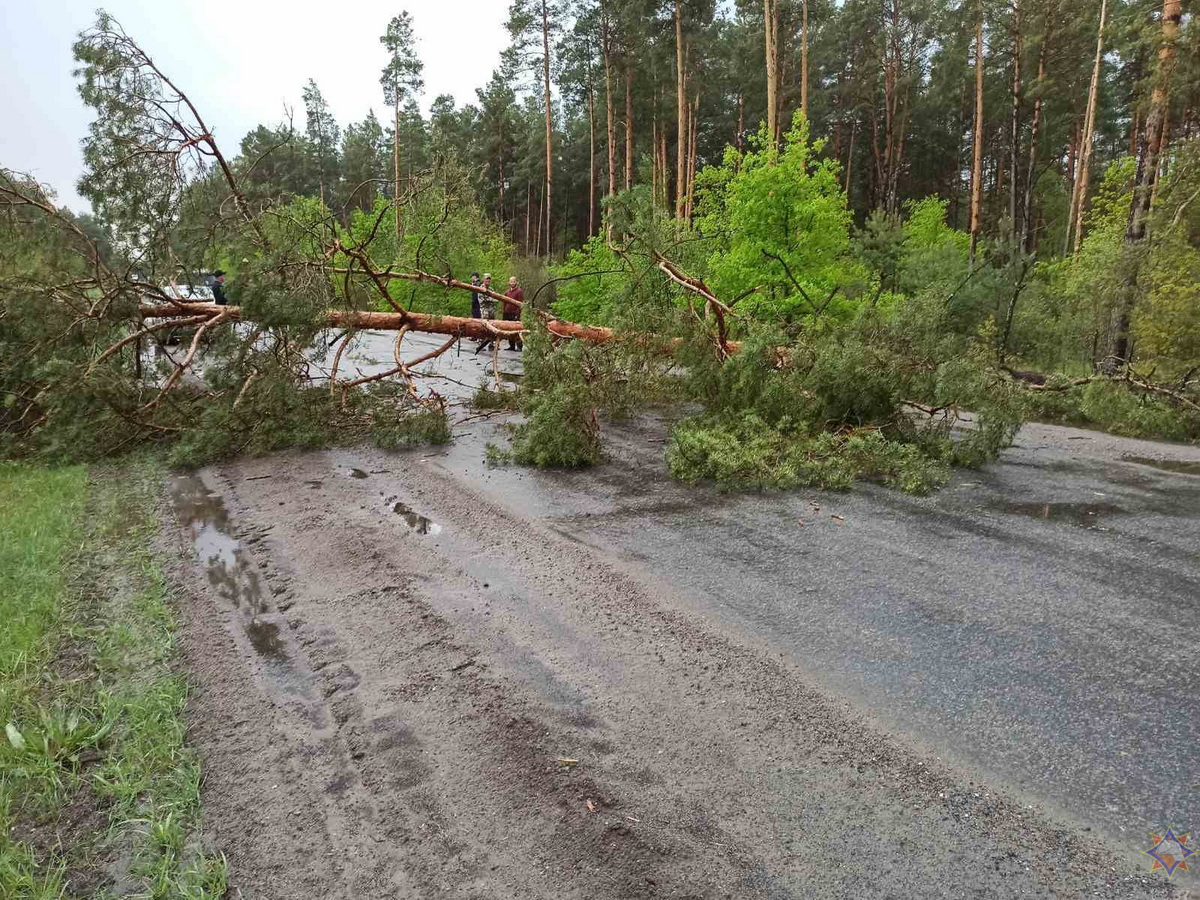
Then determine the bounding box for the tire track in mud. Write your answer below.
[164,448,1182,900]
[165,463,717,899]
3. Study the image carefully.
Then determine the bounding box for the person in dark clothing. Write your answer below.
[474,273,499,355]
[503,276,524,351]
[210,270,229,306]
[469,272,482,319]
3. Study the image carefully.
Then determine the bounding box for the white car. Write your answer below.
[160,283,214,302]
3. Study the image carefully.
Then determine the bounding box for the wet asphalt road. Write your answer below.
[391,328,1200,861]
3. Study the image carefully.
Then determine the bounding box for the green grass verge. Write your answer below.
[0,458,226,899]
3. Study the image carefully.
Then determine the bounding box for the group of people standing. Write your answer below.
[468,272,524,354]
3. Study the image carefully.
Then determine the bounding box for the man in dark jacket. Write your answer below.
[210,270,229,306]
[503,276,524,351]
[469,272,482,318]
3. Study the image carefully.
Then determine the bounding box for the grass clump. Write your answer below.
[0,457,226,898]
[0,464,86,699]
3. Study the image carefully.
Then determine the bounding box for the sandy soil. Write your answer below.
[158,334,1198,899]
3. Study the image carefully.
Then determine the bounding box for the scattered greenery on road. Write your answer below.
[0,458,225,899]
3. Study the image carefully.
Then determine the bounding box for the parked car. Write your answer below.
[153,276,216,344]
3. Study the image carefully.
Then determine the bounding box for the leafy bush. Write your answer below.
[551,236,631,325]
[1027,381,1200,442]
[695,114,867,323]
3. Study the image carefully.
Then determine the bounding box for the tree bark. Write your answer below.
[685,92,700,219]
[1070,0,1108,255]
[1061,118,1079,255]
[498,111,506,218]
[525,181,532,254]
[1008,0,1022,235]
[801,0,810,121]
[764,0,779,146]
[652,104,659,207]
[602,10,617,199]
[535,177,545,258]
[662,130,672,210]
[143,303,618,346]
[541,0,554,259]
[1020,41,1046,254]
[1110,0,1182,365]
[845,119,856,195]
[675,0,687,217]
[625,64,635,191]
[588,83,597,236]
[736,93,745,151]
[969,3,985,265]
[393,93,403,250]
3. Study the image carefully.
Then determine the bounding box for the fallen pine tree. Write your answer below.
[4,13,1196,476]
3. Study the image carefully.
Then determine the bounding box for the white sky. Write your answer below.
[0,0,511,212]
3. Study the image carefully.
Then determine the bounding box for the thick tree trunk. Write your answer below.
[1070,0,1108,255]
[143,303,618,346]
[1110,0,1182,365]
[541,0,554,259]
[801,0,810,121]
[969,4,985,265]
[675,0,687,217]
[764,0,779,146]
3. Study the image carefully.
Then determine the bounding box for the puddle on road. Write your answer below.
[169,474,301,674]
[385,496,443,535]
[991,500,1122,529]
[348,468,370,479]
[1122,456,1200,476]
[246,619,288,661]
[170,475,268,615]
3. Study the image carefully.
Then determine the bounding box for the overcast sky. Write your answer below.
[0,0,511,213]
